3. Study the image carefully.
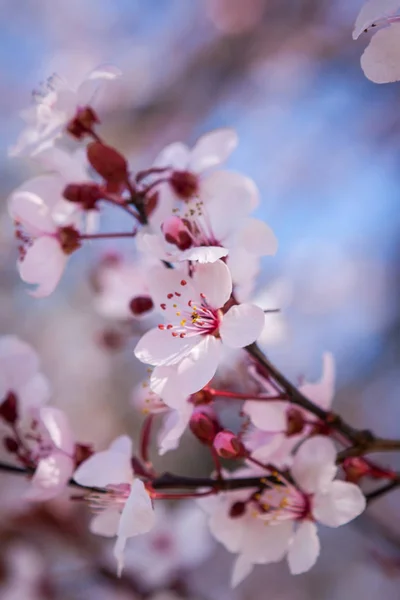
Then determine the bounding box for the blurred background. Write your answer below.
[1,0,400,598]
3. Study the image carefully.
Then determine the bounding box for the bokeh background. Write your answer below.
[1,0,400,598]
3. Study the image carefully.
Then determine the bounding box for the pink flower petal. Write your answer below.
[192,260,232,308]
[90,508,121,537]
[0,336,41,393]
[353,0,400,40]
[26,453,74,502]
[77,65,122,105]
[179,246,229,263]
[158,406,192,455]
[243,401,287,432]
[313,481,366,527]
[73,439,133,488]
[361,22,400,83]
[287,521,320,575]
[39,407,74,454]
[189,128,238,173]
[134,327,197,367]
[147,265,196,318]
[18,236,67,298]
[299,352,335,411]
[236,218,278,256]
[291,436,337,494]
[153,142,190,170]
[231,554,254,588]
[220,303,265,348]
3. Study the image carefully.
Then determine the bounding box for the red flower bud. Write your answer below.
[0,392,18,424]
[87,142,128,191]
[229,501,246,518]
[129,295,154,316]
[189,411,220,445]
[213,430,245,459]
[161,216,193,251]
[63,183,103,211]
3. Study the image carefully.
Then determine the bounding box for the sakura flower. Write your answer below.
[73,435,155,575]
[8,173,83,296]
[125,502,213,587]
[134,261,266,401]
[9,66,121,157]
[93,253,156,320]
[353,0,400,83]
[200,437,366,587]
[243,353,335,462]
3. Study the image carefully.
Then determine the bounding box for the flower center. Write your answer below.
[170,170,199,200]
[158,280,220,338]
[88,483,131,514]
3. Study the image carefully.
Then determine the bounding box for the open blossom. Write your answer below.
[353,0,400,83]
[200,436,366,587]
[9,66,121,157]
[0,336,74,501]
[125,502,213,587]
[73,435,155,575]
[134,261,266,402]
[8,174,83,297]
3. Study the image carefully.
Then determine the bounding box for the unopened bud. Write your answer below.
[129,295,154,316]
[63,183,103,211]
[342,457,371,484]
[161,216,192,251]
[229,501,246,518]
[0,392,18,424]
[87,142,128,191]
[286,408,305,437]
[213,431,245,459]
[190,388,213,406]
[3,436,18,453]
[189,411,220,445]
[170,170,199,200]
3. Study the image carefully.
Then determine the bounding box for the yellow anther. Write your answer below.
[180,319,187,326]
[176,312,181,316]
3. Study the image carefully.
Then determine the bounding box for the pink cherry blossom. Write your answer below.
[134,261,266,400]
[353,0,400,83]
[8,173,83,297]
[73,435,155,575]
[9,66,121,157]
[200,436,365,586]
[124,502,213,587]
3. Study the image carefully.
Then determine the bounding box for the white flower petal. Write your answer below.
[26,453,73,502]
[192,260,232,308]
[313,480,366,527]
[231,554,254,588]
[153,142,190,170]
[287,521,320,575]
[244,519,293,564]
[299,352,335,410]
[178,246,229,263]
[134,327,197,367]
[189,128,238,173]
[236,218,278,256]
[173,335,222,395]
[291,436,337,494]
[0,336,41,394]
[361,23,400,83]
[77,65,121,105]
[109,435,133,455]
[353,0,400,40]
[157,406,192,455]
[90,508,120,537]
[18,237,67,298]
[39,407,74,454]
[73,442,133,488]
[220,303,265,348]
[147,265,196,319]
[243,401,287,432]
[18,373,51,413]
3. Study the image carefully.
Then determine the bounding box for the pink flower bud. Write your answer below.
[0,392,18,424]
[129,295,154,316]
[161,216,192,251]
[213,431,245,459]
[189,411,220,445]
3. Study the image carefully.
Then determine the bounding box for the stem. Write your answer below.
[366,479,400,503]
[139,414,154,466]
[151,471,277,492]
[210,389,287,401]
[102,195,141,220]
[80,232,137,241]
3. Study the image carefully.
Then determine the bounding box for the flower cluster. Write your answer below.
[3,50,400,591]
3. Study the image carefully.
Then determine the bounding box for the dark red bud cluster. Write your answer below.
[87,142,128,193]
[66,106,100,139]
[0,392,18,424]
[63,183,103,211]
